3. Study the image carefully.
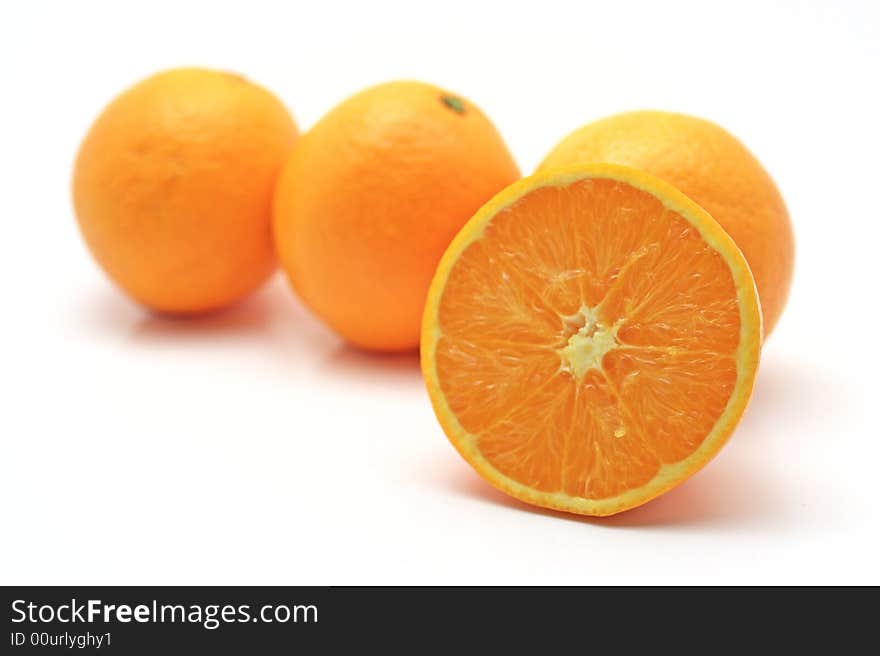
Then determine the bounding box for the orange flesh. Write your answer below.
[434,178,741,500]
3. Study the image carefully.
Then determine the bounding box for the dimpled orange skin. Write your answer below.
[538,111,794,337]
[273,81,520,352]
[73,68,298,314]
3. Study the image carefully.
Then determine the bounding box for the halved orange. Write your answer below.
[421,164,762,516]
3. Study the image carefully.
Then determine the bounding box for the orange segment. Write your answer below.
[421,164,761,516]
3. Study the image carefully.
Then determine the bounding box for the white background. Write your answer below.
[1,0,877,584]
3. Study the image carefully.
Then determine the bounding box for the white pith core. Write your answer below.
[558,305,620,379]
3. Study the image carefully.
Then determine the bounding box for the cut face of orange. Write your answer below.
[421,164,762,516]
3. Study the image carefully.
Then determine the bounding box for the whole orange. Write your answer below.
[73,68,298,314]
[273,81,520,351]
[537,111,794,337]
